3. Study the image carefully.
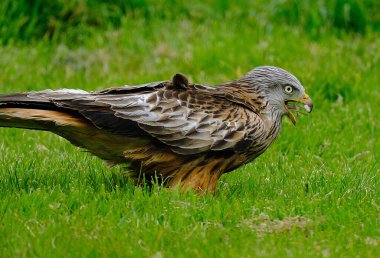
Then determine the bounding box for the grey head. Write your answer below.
[243,66,313,125]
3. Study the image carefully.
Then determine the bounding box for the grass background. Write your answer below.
[0,0,379,257]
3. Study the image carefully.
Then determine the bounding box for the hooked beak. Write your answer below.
[285,93,313,125]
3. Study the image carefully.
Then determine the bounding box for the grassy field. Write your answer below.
[0,1,380,257]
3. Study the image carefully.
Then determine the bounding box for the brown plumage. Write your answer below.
[0,66,313,193]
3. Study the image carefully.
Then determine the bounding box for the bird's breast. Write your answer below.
[244,113,283,161]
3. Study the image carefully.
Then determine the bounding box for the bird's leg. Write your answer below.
[167,159,230,194]
[125,150,245,194]
[180,170,223,194]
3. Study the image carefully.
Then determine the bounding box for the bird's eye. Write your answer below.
[284,85,293,94]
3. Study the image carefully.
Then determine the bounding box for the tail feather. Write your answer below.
[0,107,89,130]
[0,92,65,112]
[0,93,35,102]
[0,92,150,166]
[0,92,86,130]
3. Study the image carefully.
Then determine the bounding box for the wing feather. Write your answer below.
[25,83,265,155]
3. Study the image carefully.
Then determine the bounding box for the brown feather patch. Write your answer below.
[0,108,89,129]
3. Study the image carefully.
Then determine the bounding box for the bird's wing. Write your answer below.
[26,83,265,155]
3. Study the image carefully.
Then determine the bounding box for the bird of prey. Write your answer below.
[0,66,313,193]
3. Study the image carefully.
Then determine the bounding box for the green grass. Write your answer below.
[1,0,379,44]
[1,2,380,257]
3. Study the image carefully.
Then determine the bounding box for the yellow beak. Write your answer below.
[300,94,313,113]
[286,93,313,125]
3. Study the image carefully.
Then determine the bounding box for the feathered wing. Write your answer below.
[0,81,266,192]
[26,83,265,154]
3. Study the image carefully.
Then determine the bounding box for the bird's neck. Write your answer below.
[244,108,283,161]
[261,106,283,142]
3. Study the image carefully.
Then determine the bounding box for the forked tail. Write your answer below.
[0,91,146,165]
[0,92,89,131]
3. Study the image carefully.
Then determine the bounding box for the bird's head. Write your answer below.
[244,66,313,125]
